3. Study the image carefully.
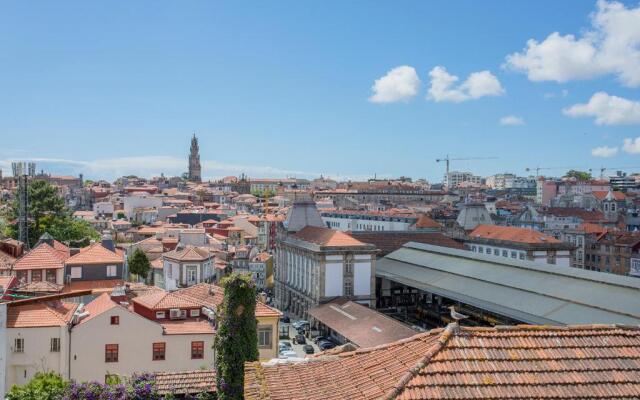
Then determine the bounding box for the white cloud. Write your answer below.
[623,137,640,154]
[0,156,377,182]
[499,115,525,126]
[369,66,420,103]
[427,66,505,102]
[563,92,640,125]
[591,146,618,157]
[505,1,640,87]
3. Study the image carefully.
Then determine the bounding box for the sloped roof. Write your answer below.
[163,245,212,262]
[350,232,462,257]
[155,370,216,395]
[65,242,124,265]
[412,214,441,229]
[160,319,215,335]
[592,190,626,201]
[7,301,78,328]
[13,243,66,270]
[244,324,640,400]
[293,226,370,248]
[80,292,119,324]
[132,290,202,310]
[308,299,416,348]
[470,224,561,244]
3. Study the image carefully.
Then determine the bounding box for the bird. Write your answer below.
[448,306,469,321]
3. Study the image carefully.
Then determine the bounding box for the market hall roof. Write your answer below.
[376,242,640,325]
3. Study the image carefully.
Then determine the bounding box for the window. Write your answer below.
[110,316,119,325]
[70,267,82,279]
[14,338,24,353]
[46,269,57,283]
[190,309,200,317]
[493,249,499,256]
[511,251,517,259]
[344,280,353,296]
[152,342,166,361]
[344,259,353,274]
[31,270,42,282]
[471,246,477,252]
[191,341,204,359]
[258,326,273,349]
[105,344,118,362]
[50,338,60,352]
[106,265,117,277]
[478,246,483,253]
[502,250,508,257]
[186,266,197,284]
[156,311,166,319]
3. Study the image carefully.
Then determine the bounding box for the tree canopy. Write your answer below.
[129,248,151,279]
[6,372,67,400]
[2,179,99,247]
[214,273,258,400]
[564,169,592,181]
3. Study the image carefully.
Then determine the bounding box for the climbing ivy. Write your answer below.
[214,273,259,400]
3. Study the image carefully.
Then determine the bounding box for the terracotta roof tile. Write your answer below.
[79,292,119,324]
[132,290,202,310]
[244,324,640,400]
[62,279,124,293]
[65,242,123,265]
[13,243,66,270]
[160,319,215,335]
[163,245,213,262]
[7,301,78,328]
[155,370,216,395]
[470,224,561,244]
[293,226,371,247]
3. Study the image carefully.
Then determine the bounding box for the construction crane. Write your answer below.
[598,166,640,179]
[525,166,591,177]
[436,155,498,188]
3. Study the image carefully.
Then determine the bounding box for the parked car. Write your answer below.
[302,344,315,354]
[279,340,292,350]
[279,349,297,359]
[293,334,306,345]
[292,320,309,330]
[313,336,328,344]
[317,340,337,351]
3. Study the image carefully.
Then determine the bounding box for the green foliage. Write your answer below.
[250,189,276,199]
[564,169,592,181]
[116,211,126,219]
[7,179,99,246]
[6,372,67,400]
[214,273,259,400]
[129,248,151,279]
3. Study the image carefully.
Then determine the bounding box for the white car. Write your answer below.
[279,349,298,359]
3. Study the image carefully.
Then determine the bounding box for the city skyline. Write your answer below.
[2,1,640,181]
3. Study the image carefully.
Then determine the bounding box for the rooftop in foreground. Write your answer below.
[245,323,640,400]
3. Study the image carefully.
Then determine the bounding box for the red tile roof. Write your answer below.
[175,283,281,318]
[132,290,202,310]
[245,324,640,400]
[160,319,215,335]
[413,214,441,229]
[7,301,78,328]
[62,279,124,293]
[13,243,67,270]
[155,370,216,395]
[293,226,371,247]
[592,190,626,201]
[469,224,561,244]
[163,245,213,262]
[80,292,119,324]
[65,242,124,265]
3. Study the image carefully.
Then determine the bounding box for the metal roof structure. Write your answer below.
[377,242,640,325]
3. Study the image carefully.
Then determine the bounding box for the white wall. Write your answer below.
[324,263,343,297]
[123,196,162,219]
[93,202,114,215]
[353,261,371,296]
[70,306,214,383]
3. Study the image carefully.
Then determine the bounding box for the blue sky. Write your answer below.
[1,1,640,182]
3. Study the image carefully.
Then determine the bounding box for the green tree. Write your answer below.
[6,372,67,400]
[214,273,258,400]
[7,180,99,246]
[564,169,592,181]
[128,248,151,279]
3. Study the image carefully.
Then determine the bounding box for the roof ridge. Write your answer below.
[383,322,457,400]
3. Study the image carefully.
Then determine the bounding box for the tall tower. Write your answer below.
[188,133,202,182]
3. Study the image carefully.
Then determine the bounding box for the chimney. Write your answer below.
[101,231,115,252]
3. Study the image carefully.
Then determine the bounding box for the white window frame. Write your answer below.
[14,338,24,353]
[70,267,82,279]
[106,265,117,277]
[190,309,200,317]
[50,337,61,352]
[258,326,272,349]
[156,311,166,319]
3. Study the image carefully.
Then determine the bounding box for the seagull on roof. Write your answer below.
[448,306,469,321]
